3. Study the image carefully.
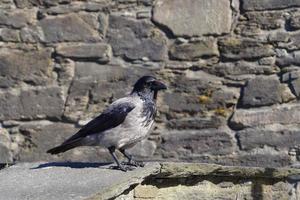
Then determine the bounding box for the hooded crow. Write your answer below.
[47,76,167,171]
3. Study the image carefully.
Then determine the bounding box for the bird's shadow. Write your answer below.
[31,162,113,170]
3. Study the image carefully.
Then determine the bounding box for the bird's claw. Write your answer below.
[110,165,135,172]
[122,160,145,167]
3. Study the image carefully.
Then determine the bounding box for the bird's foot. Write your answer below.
[110,164,135,172]
[122,160,145,167]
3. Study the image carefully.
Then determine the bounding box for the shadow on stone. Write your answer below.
[31,162,112,170]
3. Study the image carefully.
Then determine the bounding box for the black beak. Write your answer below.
[152,80,167,90]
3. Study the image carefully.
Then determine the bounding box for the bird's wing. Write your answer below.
[62,100,135,144]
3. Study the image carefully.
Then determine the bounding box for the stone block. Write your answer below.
[153,0,232,36]
[0,128,13,163]
[107,15,167,61]
[289,14,300,30]
[242,0,300,11]
[229,103,300,130]
[0,28,20,42]
[237,125,300,151]
[219,37,275,60]
[240,75,282,107]
[0,9,36,28]
[169,38,219,61]
[56,43,112,63]
[159,128,234,157]
[167,116,225,130]
[0,48,52,88]
[39,14,99,43]
[211,61,276,77]
[0,87,64,121]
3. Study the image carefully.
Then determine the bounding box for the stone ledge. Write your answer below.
[158,162,300,180]
[0,162,160,200]
[1,162,300,200]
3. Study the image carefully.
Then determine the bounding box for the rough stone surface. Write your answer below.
[0,87,64,121]
[107,15,167,61]
[219,37,275,60]
[241,75,282,107]
[39,14,99,43]
[211,61,277,77]
[169,38,219,61]
[242,0,300,11]
[230,103,300,130]
[0,48,52,88]
[153,0,232,36]
[0,128,13,163]
[0,9,36,28]
[0,162,160,200]
[159,128,234,158]
[55,43,112,62]
[237,125,300,151]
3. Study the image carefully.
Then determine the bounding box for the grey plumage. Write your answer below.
[47,76,167,171]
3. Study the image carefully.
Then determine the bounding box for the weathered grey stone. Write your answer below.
[0,28,20,42]
[167,116,225,130]
[0,0,14,9]
[39,14,99,43]
[0,128,13,163]
[289,15,300,30]
[14,0,40,8]
[98,13,108,37]
[163,92,202,114]
[107,15,167,61]
[0,162,160,200]
[195,153,292,168]
[159,162,299,178]
[0,48,52,88]
[219,37,275,60]
[152,0,232,36]
[237,125,300,151]
[159,128,234,157]
[281,70,300,97]
[242,0,300,11]
[20,26,43,43]
[244,12,285,30]
[280,32,300,50]
[0,87,64,121]
[276,51,300,67]
[56,43,112,62]
[136,10,151,19]
[211,61,277,77]
[14,0,71,8]
[241,76,282,107]
[0,144,12,163]
[230,103,300,130]
[268,32,290,42]
[169,38,219,61]
[0,9,36,28]
[17,122,77,161]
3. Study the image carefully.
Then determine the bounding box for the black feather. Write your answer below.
[64,102,135,144]
[47,138,83,154]
[46,102,135,154]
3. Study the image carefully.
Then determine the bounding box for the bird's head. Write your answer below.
[131,76,167,97]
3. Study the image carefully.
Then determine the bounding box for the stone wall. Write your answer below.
[0,0,300,167]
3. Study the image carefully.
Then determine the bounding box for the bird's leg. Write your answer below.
[108,146,133,172]
[120,149,145,167]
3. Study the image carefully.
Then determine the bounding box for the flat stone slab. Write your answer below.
[0,162,160,200]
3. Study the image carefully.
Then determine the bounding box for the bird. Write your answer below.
[47,75,167,171]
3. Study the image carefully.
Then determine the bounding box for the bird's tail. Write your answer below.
[47,139,82,154]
